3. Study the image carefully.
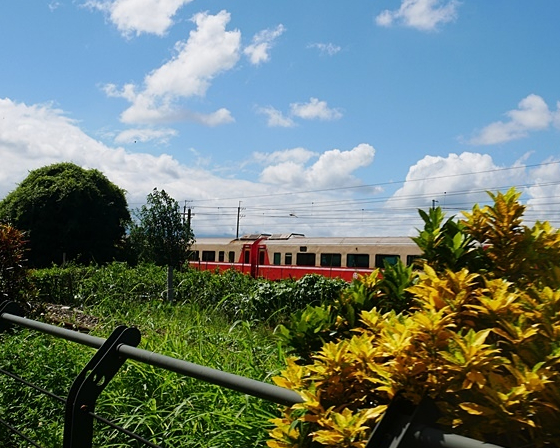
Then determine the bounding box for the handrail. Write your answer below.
[0,310,302,407]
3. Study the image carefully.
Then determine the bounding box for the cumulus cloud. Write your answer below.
[0,98,249,208]
[85,0,194,37]
[376,0,460,31]
[259,143,375,189]
[253,147,317,165]
[114,127,177,144]
[259,98,342,127]
[387,152,527,210]
[290,98,343,121]
[243,24,285,65]
[105,10,240,126]
[0,98,386,236]
[257,106,296,128]
[307,42,341,56]
[470,94,560,145]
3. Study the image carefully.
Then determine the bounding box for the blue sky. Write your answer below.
[1,1,559,237]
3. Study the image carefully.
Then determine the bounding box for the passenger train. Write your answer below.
[188,233,421,281]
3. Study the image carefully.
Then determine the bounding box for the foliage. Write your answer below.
[0,224,31,301]
[26,263,346,326]
[0,300,284,447]
[129,188,194,269]
[270,188,560,448]
[0,162,130,267]
[278,262,417,363]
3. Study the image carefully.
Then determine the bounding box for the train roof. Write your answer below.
[193,234,416,246]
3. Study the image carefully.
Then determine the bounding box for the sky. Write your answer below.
[1,1,559,238]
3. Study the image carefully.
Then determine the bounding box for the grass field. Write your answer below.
[0,266,329,447]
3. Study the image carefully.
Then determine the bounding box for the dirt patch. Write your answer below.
[31,303,100,332]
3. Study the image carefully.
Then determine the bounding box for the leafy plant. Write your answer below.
[270,189,560,448]
[0,224,31,302]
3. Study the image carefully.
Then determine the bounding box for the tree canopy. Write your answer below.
[0,162,130,267]
[129,188,194,268]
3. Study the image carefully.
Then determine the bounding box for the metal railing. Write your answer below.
[0,300,506,448]
[0,300,302,448]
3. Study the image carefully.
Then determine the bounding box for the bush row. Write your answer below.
[25,263,348,325]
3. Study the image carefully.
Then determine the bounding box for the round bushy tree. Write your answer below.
[0,163,130,267]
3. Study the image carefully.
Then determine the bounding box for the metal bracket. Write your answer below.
[366,392,439,448]
[63,325,141,448]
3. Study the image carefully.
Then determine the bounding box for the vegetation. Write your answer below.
[270,189,560,448]
[0,163,130,267]
[129,188,195,301]
[0,300,283,447]
[0,264,346,447]
[0,224,30,301]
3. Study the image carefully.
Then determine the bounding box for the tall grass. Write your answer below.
[1,263,346,447]
[0,300,284,447]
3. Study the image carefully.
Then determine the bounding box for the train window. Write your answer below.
[285,253,292,265]
[228,251,235,263]
[273,252,281,265]
[259,249,265,265]
[244,250,250,264]
[321,253,341,267]
[187,250,199,261]
[347,254,370,268]
[406,255,420,266]
[296,252,316,266]
[202,251,216,262]
[218,251,225,262]
[300,246,307,252]
[375,254,400,268]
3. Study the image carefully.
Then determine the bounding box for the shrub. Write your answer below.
[0,224,31,302]
[270,189,560,448]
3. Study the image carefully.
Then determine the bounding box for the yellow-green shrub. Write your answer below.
[270,189,560,448]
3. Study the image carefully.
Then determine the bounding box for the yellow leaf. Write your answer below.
[459,402,496,416]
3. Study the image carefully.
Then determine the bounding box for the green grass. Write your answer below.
[1,263,347,447]
[0,299,287,447]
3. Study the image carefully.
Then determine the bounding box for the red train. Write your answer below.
[188,233,421,281]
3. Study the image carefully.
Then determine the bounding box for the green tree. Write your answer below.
[0,163,130,267]
[129,188,194,301]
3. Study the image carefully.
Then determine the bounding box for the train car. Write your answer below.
[187,233,421,281]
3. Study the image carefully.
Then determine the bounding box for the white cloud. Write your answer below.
[253,147,317,165]
[0,98,246,208]
[243,24,285,65]
[106,10,241,126]
[376,0,460,31]
[470,94,559,145]
[257,106,295,128]
[307,42,341,56]
[524,159,560,226]
[85,0,194,37]
[0,98,387,237]
[259,143,375,190]
[114,127,177,144]
[259,98,342,127]
[290,98,343,121]
[387,152,527,210]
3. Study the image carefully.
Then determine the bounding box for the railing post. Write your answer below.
[63,325,141,448]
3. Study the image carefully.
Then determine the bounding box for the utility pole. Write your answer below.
[432,199,438,210]
[183,200,193,229]
[236,201,242,239]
